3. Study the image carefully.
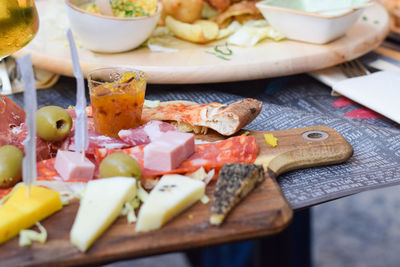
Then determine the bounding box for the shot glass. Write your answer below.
[88,67,146,138]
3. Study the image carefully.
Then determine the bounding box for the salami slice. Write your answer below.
[0,188,12,200]
[94,135,259,179]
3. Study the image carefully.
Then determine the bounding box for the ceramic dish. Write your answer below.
[65,0,162,53]
[256,0,372,44]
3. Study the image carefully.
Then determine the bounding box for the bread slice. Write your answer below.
[141,98,262,136]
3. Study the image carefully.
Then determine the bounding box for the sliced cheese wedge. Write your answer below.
[70,177,136,252]
[136,174,205,232]
[0,184,62,244]
[210,163,265,225]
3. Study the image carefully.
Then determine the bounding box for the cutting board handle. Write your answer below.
[253,126,353,176]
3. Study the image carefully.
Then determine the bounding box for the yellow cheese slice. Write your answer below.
[0,184,62,244]
[136,174,205,232]
[70,177,137,252]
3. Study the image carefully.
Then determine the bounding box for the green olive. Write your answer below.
[0,145,23,189]
[99,152,141,179]
[36,106,72,142]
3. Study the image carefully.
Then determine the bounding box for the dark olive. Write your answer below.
[36,106,72,141]
[99,152,141,179]
[0,145,23,189]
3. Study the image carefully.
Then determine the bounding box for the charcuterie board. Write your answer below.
[13,2,389,84]
[0,126,352,267]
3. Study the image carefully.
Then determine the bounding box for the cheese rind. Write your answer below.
[70,177,136,252]
[136,174,205,232]
[0,185,62,244]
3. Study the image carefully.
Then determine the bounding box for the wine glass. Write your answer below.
[0,0,39,60]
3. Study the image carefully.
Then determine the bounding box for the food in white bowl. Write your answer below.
[64,0,162,53]
[256,0,372,44]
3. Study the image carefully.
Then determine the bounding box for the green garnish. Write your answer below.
[205,51,231,61]
[214,43,233,56]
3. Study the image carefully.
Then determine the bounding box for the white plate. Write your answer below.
[14,1,389,84]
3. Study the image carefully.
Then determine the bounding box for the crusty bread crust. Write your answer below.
[221,98,262,135]
[142,98,262,136]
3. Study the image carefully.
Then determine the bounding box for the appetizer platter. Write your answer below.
[0,81,353,266]
[1,1,357,265]
[13,0,390,83]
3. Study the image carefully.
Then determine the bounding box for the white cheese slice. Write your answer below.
[70,177,137,252]
[136,174,205,232]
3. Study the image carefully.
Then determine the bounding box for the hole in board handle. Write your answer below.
[302,130,329,141]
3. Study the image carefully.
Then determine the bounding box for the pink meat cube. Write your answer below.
[54,150,95,180]
[143,131,195,172]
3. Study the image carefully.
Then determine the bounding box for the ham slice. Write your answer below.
[118,120,178,146]
[61,130,130,155]
[143,131,195,172]
[54,150,95,180]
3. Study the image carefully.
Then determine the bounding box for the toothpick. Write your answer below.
[65,29,88,160]
[17,55,37,197]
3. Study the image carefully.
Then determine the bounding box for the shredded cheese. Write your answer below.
[19,222,47,247]
[137,182,149,203]
[264,133,278,147]
[120,201,137,224]
[186,167,207,181]
[200,195,210,204]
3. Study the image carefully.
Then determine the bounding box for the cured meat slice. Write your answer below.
[37,158,96,182]
[94,135,259,187]
[210,163,265,225]
[61,130,130,155]
[118,120,178,146]
[8,124,56,161]
[65,109,95,132]
[0,96,25,132]
[30,135,258,190]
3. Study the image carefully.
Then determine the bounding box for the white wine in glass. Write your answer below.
[0,0,39,59]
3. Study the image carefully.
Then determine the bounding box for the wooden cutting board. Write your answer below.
[13,3,389,84]
[0,126,352,267]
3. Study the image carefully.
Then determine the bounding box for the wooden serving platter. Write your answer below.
[13,3,389,84]
[0,126,353,267]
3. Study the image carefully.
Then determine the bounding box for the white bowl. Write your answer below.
[65,0,162,53]
[256,0,372,44]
